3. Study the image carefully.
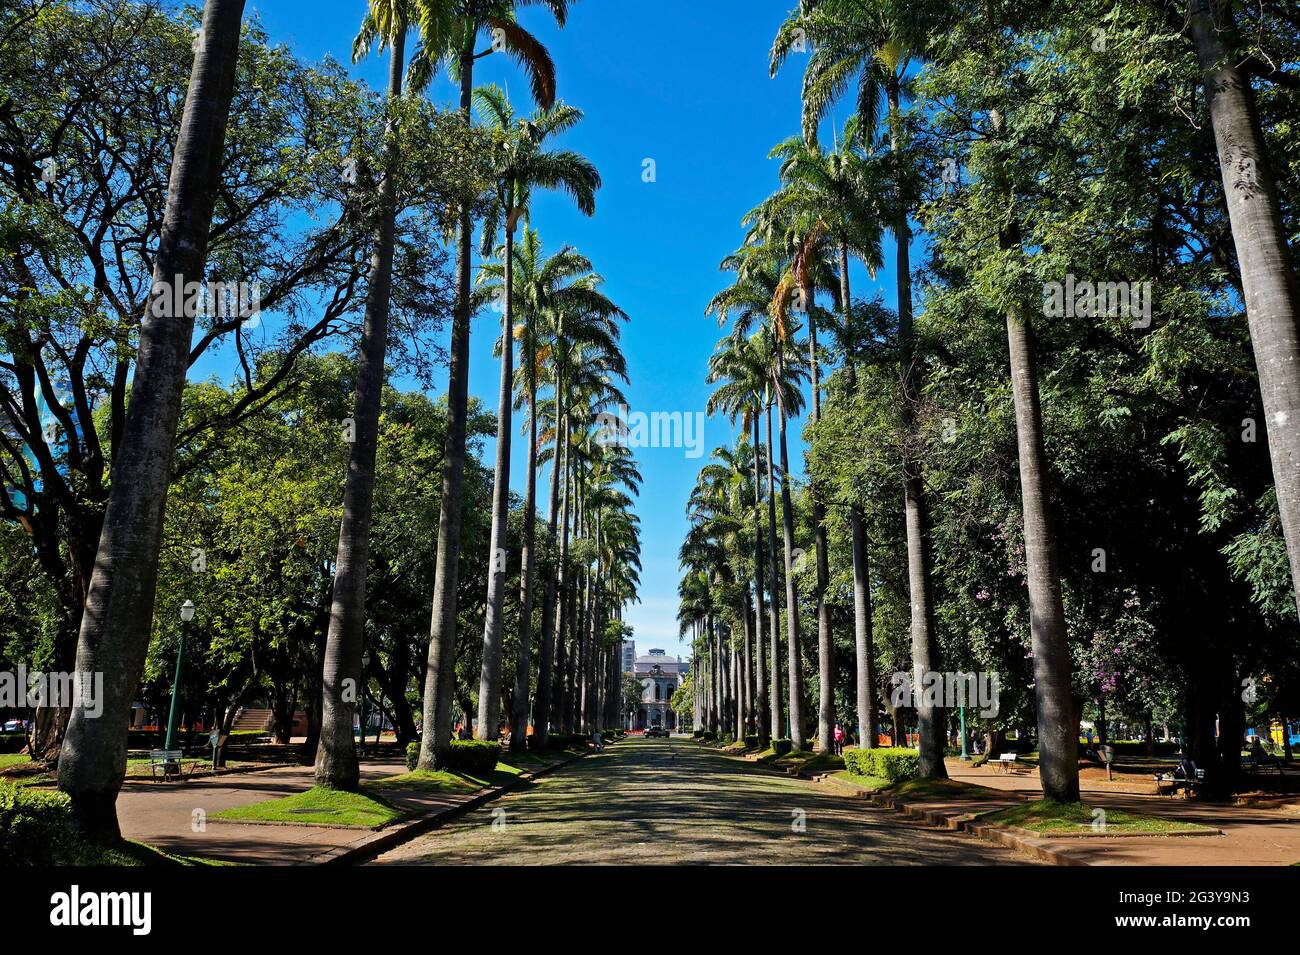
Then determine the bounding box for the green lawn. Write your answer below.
[369,769,479,795]
[831,771,892,792]
[211,786,404,828]
[0,753,32,770]
[982,799,1215,835]
[84,841,241,866]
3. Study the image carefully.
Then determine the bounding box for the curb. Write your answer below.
[301,746,601,866]
[860,792,1090,865]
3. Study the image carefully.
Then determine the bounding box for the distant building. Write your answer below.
[632,649,686,730]
[621,638,636,674]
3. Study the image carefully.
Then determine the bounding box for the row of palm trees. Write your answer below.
[681,0,1300,806]
[55,0,641,839]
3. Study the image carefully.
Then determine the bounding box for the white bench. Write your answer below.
[996,753,1018,773]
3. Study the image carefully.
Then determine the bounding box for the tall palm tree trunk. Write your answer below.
[418,48,475,769]
[765,405,784,740]
[315,24,406,790]
[510,357,539,751]
[534,388,565,744]
[552,449,573,732]
[850,506,878,748]
[477,212,517,741]
[1006,303,1079,801]
[804,287,834,753]
[775,346,806,749]
[839,243,877,750]
[57,0,246,838]
[890,81,945,779]
[1190,0,1300,621]
[750,415,771,747]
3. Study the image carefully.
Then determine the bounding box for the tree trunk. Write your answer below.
[56,0,246,839]
[417,50,476,771]
[315,23,405,791]
[535,386,565,745]
[805,289,834,754]
[750,416,771,747]
[510,347,540,751]
[765,405,784,740]
[775,346,806,750]
[851,505,878,749]
[1190,0,1300,622]
[890,78,945,780]
[477,213,516,741]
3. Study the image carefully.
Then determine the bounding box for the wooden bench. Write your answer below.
[149,749,201,783]
[996,753,1018,773]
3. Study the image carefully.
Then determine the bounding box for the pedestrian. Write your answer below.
[833,722,845,756]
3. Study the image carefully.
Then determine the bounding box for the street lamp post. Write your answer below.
[164,600,196,763]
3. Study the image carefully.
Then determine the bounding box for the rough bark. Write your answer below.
[315,23,405,791]
[804,289,834,754]
[476,212,516,741]
[851,505,878,748]
[775,345,806,750]
[890,80,945,780]
[765,406,784,740]
[1190,0,1300,622]
[56,0,246,838]
[510,352,539,751]
[418,50,475,770]
[751,415,771,747]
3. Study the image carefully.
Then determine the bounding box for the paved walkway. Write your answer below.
[116,759,452,864]
[371,737,1033,865]
[938,758,1300,865]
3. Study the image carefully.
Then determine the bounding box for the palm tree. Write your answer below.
[709,244,812,748]
[315,0,413,793]
[706,333,788,747]
[485,234,622,750]
[1188,0,1300,623]
[57,0,247,839]
[772,0,948,776]
[537,330,627,739]
[471,85,599,744]
[413,0,572,771]
[749,126,884,752]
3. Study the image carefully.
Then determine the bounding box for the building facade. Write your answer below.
[631,649,686,730]
[621,638,636,674]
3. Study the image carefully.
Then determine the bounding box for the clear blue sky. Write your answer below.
[233,0,904,659]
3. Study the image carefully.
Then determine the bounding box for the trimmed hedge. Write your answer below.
[444,740,500,774]
[743,735,759,750]
[843,747,920,782]
[404,739,500,774]
[692,729,704,738]
[700,731,716,742]
[771,738,793,757]
[0,779,77,865]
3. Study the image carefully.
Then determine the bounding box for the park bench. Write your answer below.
[996,753,1018,773]
[1154,766,1204,798]
[148,749,201,783]
[1244,752,1282,775]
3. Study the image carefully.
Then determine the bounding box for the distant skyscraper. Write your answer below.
[621,638,636,674]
